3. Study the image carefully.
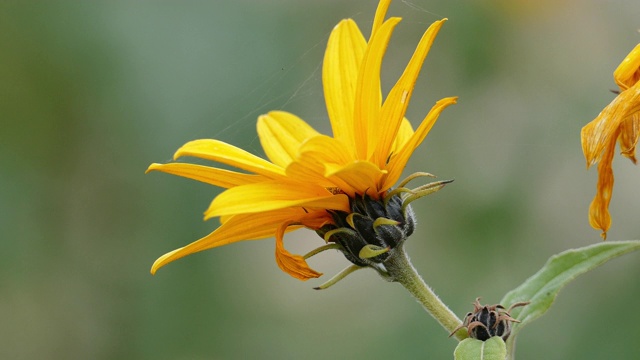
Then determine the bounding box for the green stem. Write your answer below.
[505,339,516,360]
[384,245,467,341]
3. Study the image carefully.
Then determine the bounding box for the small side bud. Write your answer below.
[450,297,529,341]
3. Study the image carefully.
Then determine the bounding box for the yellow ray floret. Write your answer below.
[147,0,456,279]
[581,43,640,238]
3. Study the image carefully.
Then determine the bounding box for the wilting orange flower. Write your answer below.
[147,0,456,279]
[581,43,640,239]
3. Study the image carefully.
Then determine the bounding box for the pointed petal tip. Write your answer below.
[145,163,161,174]
[428,18,448,31]
[150,248,184,275]
[172,144,191,160]
[434,96,458,108]
[172,139,201,160]
[334,18,353,30]
[150,259,163,275]
[585,160,594,170]
[280,259,323,281]
[173,150,184,161]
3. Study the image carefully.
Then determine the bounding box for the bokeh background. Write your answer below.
[2,0,640,359]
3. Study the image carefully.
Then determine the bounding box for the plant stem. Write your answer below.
[505,339,516,360]
[384,245,467,341]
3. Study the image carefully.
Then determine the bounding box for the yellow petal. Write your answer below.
[282,135,360,196]
[581,83,640,168]
[205,181,350,218]
[383,97,457,190]
[296,209,334,229]
[583,43,640,238]
[284,158,332,186]
[326,161,387,197]
[323,19,366,153]
[174,139,286,178]
[286,156,357,198]
[298,135,355,166]
[151,209,306,274]
[588,128,619,239]
[614,43,640,90]
[390,118,415,155]
[370,0,392,40]
[380,97,458,191]
[373,19,447,167]
[146,162,267,188]
[619,113,640,163]
[353,17,401,159]
[257,111,320,167]
[275,221,322,280]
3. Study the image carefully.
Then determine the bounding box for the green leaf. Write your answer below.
[454,337,506,360]
[499,240,640,356]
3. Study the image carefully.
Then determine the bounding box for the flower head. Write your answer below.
[581,43,640,239]
[147,0,457,280]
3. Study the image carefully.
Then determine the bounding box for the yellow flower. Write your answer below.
[581,43,640,239]
[147,0,457,280]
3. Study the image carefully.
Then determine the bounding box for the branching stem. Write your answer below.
[384,245,467,341]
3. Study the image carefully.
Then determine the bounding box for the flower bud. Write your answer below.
[450,298,529,341]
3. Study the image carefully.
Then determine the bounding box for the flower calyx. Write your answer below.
[316,192,415,270]
[449,298,530,341]
[306,173,452,289]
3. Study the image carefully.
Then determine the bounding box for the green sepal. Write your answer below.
[313,264,363,290]
[454,337,506,360]
[358,244,390,259]
[372,217,400,229]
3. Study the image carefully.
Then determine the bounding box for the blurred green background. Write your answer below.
[2,0,639,359]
